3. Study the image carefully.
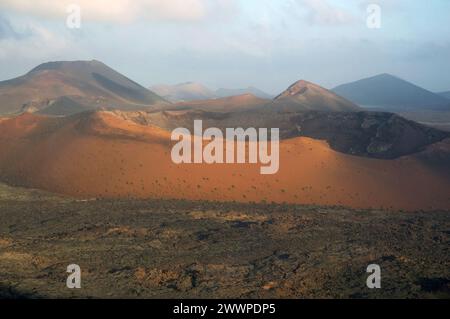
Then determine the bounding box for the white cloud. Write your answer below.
[0,18,83,66]
[0,0,211,23]
[299,0,355,25]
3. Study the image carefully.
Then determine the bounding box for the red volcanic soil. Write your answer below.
[0,111,449,211]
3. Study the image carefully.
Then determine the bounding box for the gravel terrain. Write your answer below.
[0,184,449,299]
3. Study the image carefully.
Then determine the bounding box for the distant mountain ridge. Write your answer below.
[437,91,450,99]
[154,79,360,113]
[2,60,448,119]
[150,82,216,102]
[0,60,167,115]
[150,83,273,102]
[215,87,273,99]
[333,73,450,111]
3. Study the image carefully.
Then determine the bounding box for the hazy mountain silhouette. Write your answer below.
[437,91,450,100]
[150,82,216,102]
[333,73,450,111]
[151,83,273,102]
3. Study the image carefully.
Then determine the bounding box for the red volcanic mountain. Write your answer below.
[273,80,361,112]
[0,110,449,211]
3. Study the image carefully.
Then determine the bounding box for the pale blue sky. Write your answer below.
[0,0,449,94]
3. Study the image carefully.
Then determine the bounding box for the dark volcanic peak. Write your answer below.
[333,73,450,111]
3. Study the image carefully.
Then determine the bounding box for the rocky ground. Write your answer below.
[0,183,449,299]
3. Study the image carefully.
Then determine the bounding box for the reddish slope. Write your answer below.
[273,80,361,112]
[0,111,449,210]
